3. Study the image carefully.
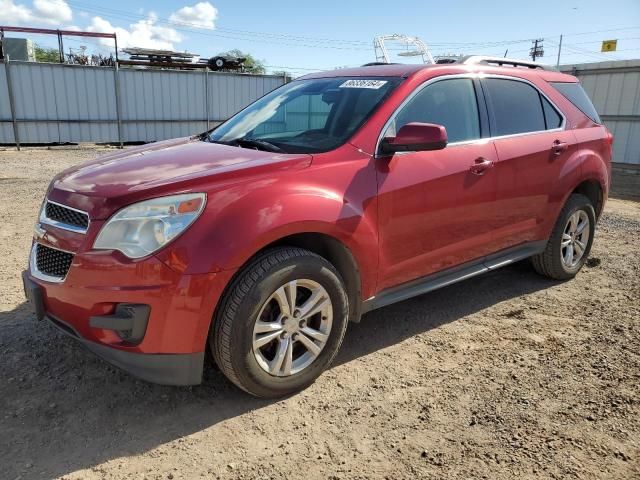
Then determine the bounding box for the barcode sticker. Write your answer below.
[339,79,388,89]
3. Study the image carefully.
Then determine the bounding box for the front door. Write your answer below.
[375,77,500,291]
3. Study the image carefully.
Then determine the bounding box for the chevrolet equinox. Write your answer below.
[23,57,612,397]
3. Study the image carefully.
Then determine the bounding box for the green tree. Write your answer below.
[219,49,266,74]
[34,44,61,63]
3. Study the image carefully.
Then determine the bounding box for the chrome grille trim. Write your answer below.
[40,200,90,234]
[29,243,74,283]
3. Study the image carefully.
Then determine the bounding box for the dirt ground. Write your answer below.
[1,146,638,480]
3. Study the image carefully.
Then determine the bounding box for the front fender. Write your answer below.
[156,156,379,298]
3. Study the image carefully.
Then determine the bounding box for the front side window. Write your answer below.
[208,77,401,153]
[483,78,546,136]
[385,78,481,143]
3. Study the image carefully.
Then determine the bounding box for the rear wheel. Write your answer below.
[531,193,596,280]
[210,247,349,398]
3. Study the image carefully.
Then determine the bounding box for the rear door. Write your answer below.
[481,77,576,251]
[375,77,501,291]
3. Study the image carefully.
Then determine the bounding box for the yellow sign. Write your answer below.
[601,40,618,52]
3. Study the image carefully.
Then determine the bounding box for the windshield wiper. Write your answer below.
[199,134,225,145]
[233,137,286,153]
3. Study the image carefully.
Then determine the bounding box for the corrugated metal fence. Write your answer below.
[0,61,285,146]
[561,60,640,165]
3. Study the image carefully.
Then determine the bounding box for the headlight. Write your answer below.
[94,193,206,259]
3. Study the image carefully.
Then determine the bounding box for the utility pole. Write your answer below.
[556,34,563,67]
[529,38,544,61]
[57,29,64,63]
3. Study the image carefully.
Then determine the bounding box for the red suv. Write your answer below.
[23,57,612,397]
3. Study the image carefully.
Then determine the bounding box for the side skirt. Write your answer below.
[361,241,546,313]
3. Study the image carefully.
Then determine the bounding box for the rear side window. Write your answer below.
[551,82,601,124]
[541,96,563,129]
[388,78,481,143]
[482,78,546,136]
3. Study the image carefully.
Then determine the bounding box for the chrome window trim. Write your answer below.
[40,199,90,234]
[29,242,74,284]
[374,73,567,158]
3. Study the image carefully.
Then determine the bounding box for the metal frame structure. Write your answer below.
[0,26,119,150]
[374,34,434,64]
[0,26,118,63]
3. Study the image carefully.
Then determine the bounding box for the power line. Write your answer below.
[568,36,640,45]
[27,1,640,69]
[548,40,625,62]
[64,1,640,55]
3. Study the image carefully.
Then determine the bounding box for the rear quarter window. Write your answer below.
[541,96,563,129]
[550,82,601,124]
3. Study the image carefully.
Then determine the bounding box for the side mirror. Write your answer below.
[380,122,448,154]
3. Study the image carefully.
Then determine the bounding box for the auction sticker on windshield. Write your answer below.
[340,79,388,89]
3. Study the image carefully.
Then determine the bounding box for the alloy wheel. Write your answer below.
[561,210,590,268]
[252,279,333,377]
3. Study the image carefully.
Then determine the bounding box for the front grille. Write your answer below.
[45,202,89,231]
[35,244,74,278]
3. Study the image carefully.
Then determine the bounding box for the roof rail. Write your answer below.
[461,56,556,71]
[361,62,401,67]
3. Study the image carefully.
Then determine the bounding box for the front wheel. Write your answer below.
[532,193,596,280]
[210,247,349,398]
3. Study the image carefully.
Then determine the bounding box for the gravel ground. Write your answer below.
[1,147,638,480]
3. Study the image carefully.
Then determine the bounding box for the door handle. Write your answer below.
[552,140,569,156]
[470,157,494,175]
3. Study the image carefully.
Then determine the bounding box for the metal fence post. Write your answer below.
[3,56,20,150]
[113,61,123,148]
[205,67,210,131]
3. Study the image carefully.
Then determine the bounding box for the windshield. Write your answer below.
[207,77,401,154]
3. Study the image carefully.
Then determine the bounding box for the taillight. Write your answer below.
[604,128,614,162]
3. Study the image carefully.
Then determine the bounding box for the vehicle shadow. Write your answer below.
[0,261,556,479]
[335,261,556,367]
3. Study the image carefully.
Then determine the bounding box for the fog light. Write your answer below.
[89,303,151,344]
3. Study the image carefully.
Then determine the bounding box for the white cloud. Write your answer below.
[0,0,35,23]
[33,0,72,24]
[169,2,218,30]
[88,14,183,51]
[0,1,219,53]
[0,0,72,25]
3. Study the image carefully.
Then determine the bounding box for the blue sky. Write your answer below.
[2,0,639,75]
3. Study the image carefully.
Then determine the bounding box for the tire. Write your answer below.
[209,56,226,70]
[210,247,349,398]
[531,193,596,280]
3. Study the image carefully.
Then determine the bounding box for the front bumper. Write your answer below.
[23,271,206,385]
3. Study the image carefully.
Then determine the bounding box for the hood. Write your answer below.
[48,137,312,219]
